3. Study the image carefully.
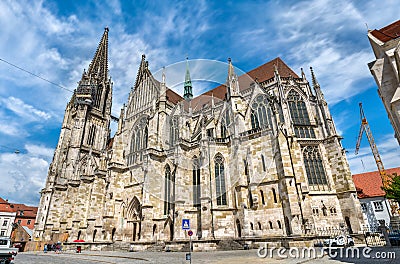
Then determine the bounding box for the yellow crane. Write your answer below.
[355,102,398,216]
[355,102,389,186]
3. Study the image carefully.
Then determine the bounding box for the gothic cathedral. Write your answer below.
[34,28,364,245]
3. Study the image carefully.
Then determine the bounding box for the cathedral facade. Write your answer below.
[34,28,364,244]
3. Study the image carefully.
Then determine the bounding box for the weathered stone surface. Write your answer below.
[33,30,364,246]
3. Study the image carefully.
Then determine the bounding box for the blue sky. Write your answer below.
[0,0,399,205]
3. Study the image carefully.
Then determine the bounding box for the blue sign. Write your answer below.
[182,219,190,230]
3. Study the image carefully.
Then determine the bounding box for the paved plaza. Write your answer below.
[12,247,399,264]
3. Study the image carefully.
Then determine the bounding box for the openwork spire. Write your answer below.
[183,57,193,100]
[87,27,109,81]
[75,28,110,106]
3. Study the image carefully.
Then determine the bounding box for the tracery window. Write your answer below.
[250,94,273,130]
[164,165,173,215]
[87,124,96,146]
[215,154,227,206]
[302,146,329,191]
[170,116,179,146]
[287,90,315,138]
[128,117,148,164]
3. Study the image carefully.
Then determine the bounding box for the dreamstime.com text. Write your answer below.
[257,244,396,260]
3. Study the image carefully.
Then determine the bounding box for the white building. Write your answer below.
[353,167,400,229]
[0,198,17,237]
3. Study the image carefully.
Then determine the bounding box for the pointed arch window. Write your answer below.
[220,121,227,138]
[164,165,173,215]
[261,154,266,172]
[128,117,148,164]
[215,155,227,206]
[250,94,273,130]
[287,90,315,138]
[272,188,277,203]
[170,116,179,146]
[302,146,329,191]
[87,125,96,146]
[193,156,201,207]
[260,190,265,205]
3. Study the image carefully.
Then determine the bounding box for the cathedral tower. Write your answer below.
[34,28,112,241]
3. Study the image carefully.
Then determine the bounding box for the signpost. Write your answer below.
[182,219,192,263]
[182,219,190,230]
[188,229,193,264]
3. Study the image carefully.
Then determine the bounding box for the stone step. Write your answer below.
[217,239,246,251]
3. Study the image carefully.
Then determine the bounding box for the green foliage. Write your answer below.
[382,173,400,202]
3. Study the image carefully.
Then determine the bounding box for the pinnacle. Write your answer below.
[86,27,109,81]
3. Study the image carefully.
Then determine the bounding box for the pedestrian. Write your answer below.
[43,244,47,253]
[56,243,61,253]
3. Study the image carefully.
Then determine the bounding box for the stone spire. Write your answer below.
[160,66,167,101]
[183,57,193,100]
[226,58,239,99]
[76,28,111,108]
[87,27,109,81]
[310,67,325,101]
[134,54,147,90]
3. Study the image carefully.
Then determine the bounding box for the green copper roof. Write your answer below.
[184,58,193,100]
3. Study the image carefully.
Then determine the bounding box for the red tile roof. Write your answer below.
[0,197,38,217]
[352,167,400,198]
[370,19,400,43]
[166,89,183,104]
[189,57,297,111]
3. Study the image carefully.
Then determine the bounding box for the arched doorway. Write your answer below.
[127,197,142,241]
[236,219,241,238]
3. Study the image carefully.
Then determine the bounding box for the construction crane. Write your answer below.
[355,103,399,216]
[355,103,386,176]
[355,102,390,187]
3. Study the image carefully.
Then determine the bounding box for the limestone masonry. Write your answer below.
[34,28,364,245]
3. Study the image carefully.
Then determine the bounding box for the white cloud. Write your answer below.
[0,149,51,206]
[1,96,51,121]
[347,134,400,174]
[25,144,54,159]
[0,122,28,137]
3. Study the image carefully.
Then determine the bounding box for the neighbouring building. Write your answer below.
[353,167,400,228]
[34,28,363,247]
[0,198,37,239]
[368,19,400,145]
[0,198,16,237]
[13,204,38,230]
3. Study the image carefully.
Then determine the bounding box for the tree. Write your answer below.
[382,173,400,202]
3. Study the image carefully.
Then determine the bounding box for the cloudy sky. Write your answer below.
[0,0,399,205]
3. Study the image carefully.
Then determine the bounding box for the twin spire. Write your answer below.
[86,27,109,82]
